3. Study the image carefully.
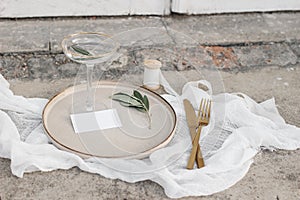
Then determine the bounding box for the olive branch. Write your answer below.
[111,90,151,129]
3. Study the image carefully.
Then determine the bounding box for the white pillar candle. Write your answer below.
[143,59,162,91]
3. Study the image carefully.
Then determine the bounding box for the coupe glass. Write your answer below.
[62,32,119,111]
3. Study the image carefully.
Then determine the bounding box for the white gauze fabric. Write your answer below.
[0,74,300,198]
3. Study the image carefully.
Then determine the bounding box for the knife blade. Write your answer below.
[183,99,198,140]
[183,99,202,168]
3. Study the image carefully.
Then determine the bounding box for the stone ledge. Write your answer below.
[1,42,299,81]
[1,13,300,53]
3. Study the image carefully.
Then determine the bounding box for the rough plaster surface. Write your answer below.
[0,0,170,18]
[2,13,300,53]
[1,67,300,200]
[0,13,300,199]
[172,0,300,14]
[0,0,299,17]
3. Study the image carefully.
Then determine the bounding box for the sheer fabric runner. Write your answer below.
[0,74,300,198]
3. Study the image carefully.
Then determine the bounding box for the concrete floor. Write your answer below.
[0,12,300,199]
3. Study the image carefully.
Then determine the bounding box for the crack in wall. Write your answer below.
[160,18,177,46]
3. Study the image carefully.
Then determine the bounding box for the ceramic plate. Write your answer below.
[42,81,177,159]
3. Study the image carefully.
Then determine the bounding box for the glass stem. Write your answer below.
[86,64,94,111]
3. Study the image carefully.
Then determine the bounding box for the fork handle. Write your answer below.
[196,144,205,168]
[193,133,204,168]
[187,126,203,169]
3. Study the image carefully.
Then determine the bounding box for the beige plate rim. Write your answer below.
[42,81,177,159]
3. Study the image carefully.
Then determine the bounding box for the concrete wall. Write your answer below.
[0,0,170,18]
[0,0,299,18]
[172,0,300,14]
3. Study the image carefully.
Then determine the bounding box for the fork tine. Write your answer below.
[197,99,203,119]
[207,100,211,119]
[205,99,210,119]
[201,99,207,119]
[197,98,212,123]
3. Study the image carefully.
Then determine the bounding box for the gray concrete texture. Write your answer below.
[0,12,300,199]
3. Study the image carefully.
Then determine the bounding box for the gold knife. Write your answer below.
[183,99,204,168]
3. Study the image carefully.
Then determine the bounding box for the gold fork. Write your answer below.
[187,99,211,170]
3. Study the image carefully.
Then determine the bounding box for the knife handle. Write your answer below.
[187,126,202,169]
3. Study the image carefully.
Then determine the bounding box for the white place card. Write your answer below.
[70,109,122,133]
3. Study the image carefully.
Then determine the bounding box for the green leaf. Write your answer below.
[120,101,144,109]
[71,45,92,56]
[133,90,149,111]
[111,93,131,103]
[119,101,132,107]
[136,107,147,113]
[133,90,143,101]
[111,93,141,107]
[143,95,149,110]
[111,92,131,100]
